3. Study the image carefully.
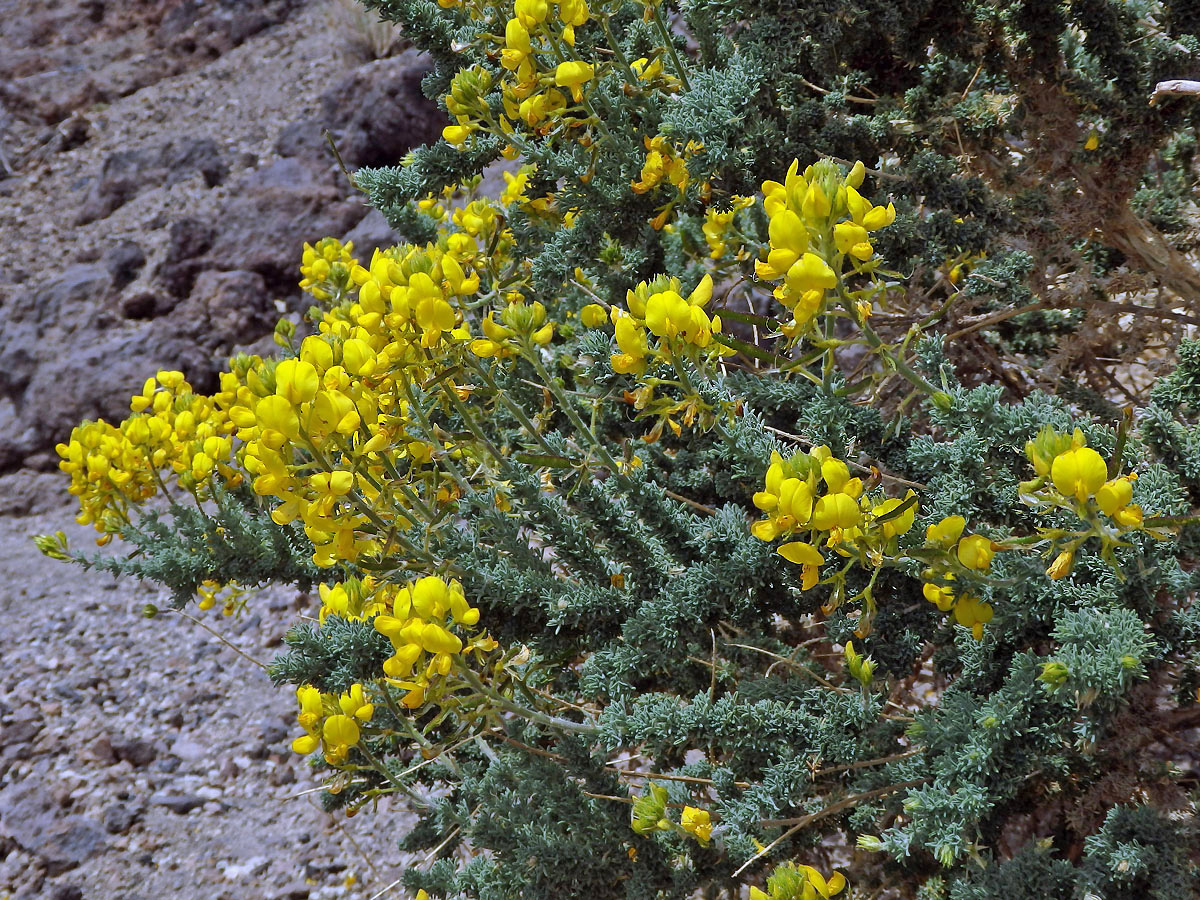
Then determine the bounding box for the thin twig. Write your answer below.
[734,779,928,877]
[166,609,268,670]
[664,489,718,516]
[812,748,922,778]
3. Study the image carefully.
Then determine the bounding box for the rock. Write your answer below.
[75,147,157,224]
[101,801,144,835]
[183,269,275,347]
[48,883,84,900]
[161,136,228,188]
[76,138,228,225]
[170,736,209,763]
[268,883,311,900]
[204,165,365,295]
[341,208,398,259]
[87,734,117,765]
[0,263,113,400]
[158,216,218,298]
[151,793,205,815]
[316,50,444,168]
[0,778,105,875]
[119,291,161,320]
[103,239,147,289]
[111,737,157,767]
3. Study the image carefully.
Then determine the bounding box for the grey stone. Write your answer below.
[111,737,157,767]
[101,801,144,835]
[341,208,397,259]
[150,793,204,814]
[102,239,146,289]
[0,778,105,874]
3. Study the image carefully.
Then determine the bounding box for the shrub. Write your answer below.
[42,1,1200,898]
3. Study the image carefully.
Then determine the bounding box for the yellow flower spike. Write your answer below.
[845,160,866,189]
[1051,446,1107,502]
[1084,129,1099,151]
[957,534,996,571]
[680,806,713,846]
[554,61,594,102]
[926,515,966,548]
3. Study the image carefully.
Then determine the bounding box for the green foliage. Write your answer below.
[41,1,1200,899]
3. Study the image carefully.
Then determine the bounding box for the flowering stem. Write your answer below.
[457,664,599,735]
[650,5,691,91]
[465,354,556,456]
[523,348,623,475]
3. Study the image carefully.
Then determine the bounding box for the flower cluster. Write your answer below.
[918,515,998,640]
[630,784,713,847]
[755,159,895,338]
[749,863,847,900]
[1021,426,1146,577]
[291,682,375,764]
[751,447,916,593]
[56,370,240,542]
[608,274,725,374]
[372,575,484,708]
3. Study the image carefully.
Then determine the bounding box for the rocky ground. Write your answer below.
[0,474,414,900]
[0,1,447,897]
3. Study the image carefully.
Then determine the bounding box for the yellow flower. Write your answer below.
[611,310,649,375]
[923,580,955,611]
[554,61,593,102]
[443,123,473,146]
[872,491,917,539]
[1046,550,1074,580]
[925,515,965,548]
[813,492,861,531]
[1095,477,1131,515]
[680,806,713,846]
[952,595,993,641]
[800,865,847,899]
[514,0,548,27]
[957,534,995,571]
[833,221,873,261]
[322,714,361,764]
[580,303,607,328]
[778,541,823,589]
[1050,446,1107,502]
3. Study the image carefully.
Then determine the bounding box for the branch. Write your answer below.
[1150,80,1200,106]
